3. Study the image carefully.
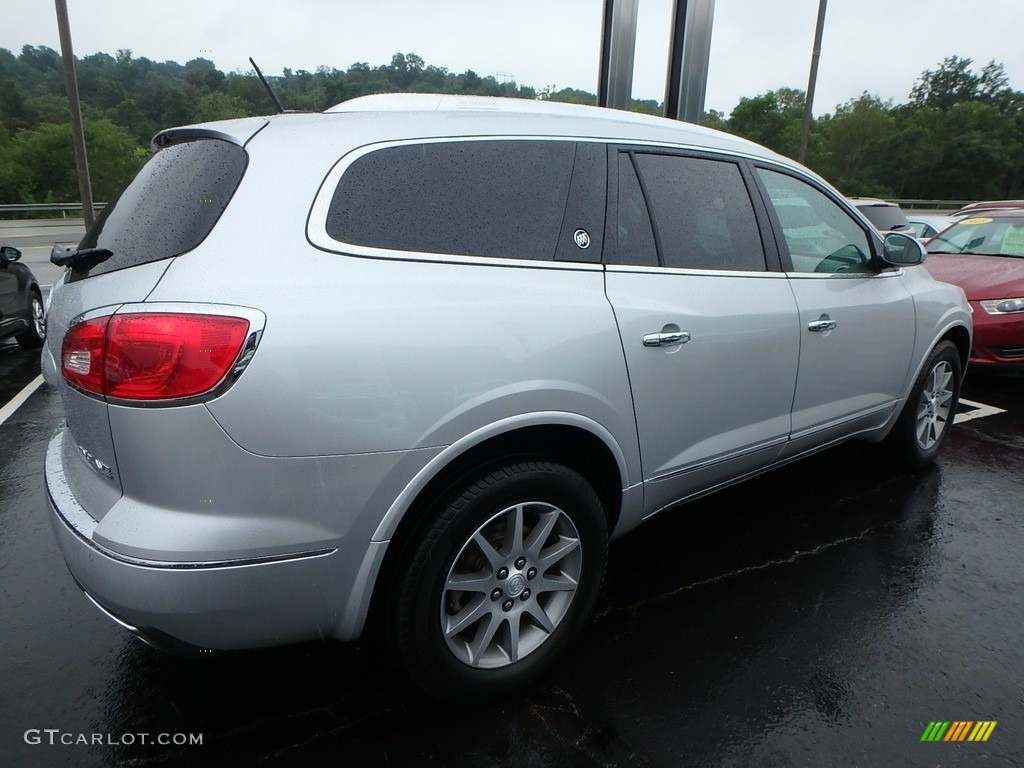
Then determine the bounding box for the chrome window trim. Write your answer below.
[307,134,808,269]
[784,268,905,280]
[605,264,788,278]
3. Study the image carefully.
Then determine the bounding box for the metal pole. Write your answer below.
[664,0,716,124]
[798,0,827,164]
[54,0,95,227]
[597,0,639,111]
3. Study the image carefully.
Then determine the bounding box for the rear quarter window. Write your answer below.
[325,140,576,261]
[855,205,910,231]
[73,138,247,279]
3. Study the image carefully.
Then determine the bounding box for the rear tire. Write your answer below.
[887,340,961,468]
[389,461,607,703]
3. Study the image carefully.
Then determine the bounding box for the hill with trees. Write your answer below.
[1,47,1021,206]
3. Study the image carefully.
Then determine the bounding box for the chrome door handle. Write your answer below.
[807,319,837,332]
[643,331,691,347]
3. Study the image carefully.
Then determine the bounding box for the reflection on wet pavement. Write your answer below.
[1,374,1021,767]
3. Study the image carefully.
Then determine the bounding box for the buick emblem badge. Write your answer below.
[573,229,591,249]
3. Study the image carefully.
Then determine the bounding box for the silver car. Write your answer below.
[43,94,971,702]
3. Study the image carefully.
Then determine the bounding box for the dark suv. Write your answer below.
[0,245,46,349]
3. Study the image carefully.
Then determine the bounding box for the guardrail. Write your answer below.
[887,199,973,211]
[0,202,107,219]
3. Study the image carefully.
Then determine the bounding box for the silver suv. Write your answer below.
[43,94,971,702]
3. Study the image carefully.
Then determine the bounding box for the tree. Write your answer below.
[184,58,225,95]
[727,88,805,157]
[910,56,1013,111]
[194,92,249,122]
[815,93,897,196]
[0,119,147,204]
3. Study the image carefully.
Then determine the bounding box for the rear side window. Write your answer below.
[75,139,247,279]
[632,153,766,271]
[855,204,910,232]
[326,140,576,261]
[612,153,658,267]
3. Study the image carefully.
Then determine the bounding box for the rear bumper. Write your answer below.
[45,425,390,650]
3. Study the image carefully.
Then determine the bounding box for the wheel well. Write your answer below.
[941,325,971,371]
[365,424,623,633]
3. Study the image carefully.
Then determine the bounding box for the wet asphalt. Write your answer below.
[2,330,1023,767]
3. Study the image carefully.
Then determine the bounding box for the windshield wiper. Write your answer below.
[51,244,113,272]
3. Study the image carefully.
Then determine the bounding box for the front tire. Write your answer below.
[389,462,608,703]
[16,291,45,349]
[887,340,962,468]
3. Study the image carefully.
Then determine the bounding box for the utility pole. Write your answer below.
[798,0,827,164]
[54,0,95,227]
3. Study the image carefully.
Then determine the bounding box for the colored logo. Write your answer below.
[921,721,997,742]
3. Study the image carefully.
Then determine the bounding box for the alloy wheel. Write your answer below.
[31,296,46,340]
[440,501,582,669]
[915,360,953,450]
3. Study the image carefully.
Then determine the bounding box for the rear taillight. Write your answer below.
[62,313,251,401]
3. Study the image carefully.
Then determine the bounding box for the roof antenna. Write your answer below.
[249,57,285,114]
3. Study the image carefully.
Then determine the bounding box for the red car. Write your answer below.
[926,210,1024,372]
[953,200,1024,217]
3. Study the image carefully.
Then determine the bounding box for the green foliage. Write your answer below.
[0,45,1021,205]
[727,87,806,157]
[725,57,1024,200]
[194,92,250,122]
[910,56,1012,111]
[0,118,147,203]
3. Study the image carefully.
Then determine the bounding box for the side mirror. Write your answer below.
[881,232,925,266]
[0,245,22,264]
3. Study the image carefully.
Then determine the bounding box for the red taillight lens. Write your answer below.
[62,313,251,401]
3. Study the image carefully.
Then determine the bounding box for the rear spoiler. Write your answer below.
[152,117,269,151]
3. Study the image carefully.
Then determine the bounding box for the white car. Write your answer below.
[908,214,956,242]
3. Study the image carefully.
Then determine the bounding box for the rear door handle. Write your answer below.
[808,318,837,332]
[643,331,691,347]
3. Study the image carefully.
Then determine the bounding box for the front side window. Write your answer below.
[631,153,766,272]
[757,169,873,274]
[326,140,576,261]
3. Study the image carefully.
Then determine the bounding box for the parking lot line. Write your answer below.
[0,374,43,426]
[954,398,1007,425]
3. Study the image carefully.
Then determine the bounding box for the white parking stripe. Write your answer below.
[0,375,44,426]
[954,398,1007,424]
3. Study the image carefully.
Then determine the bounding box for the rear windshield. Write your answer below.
[73,138,247,279]
[855,204,910,231]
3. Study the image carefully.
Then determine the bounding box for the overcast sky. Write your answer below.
[3,0,1023,116]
